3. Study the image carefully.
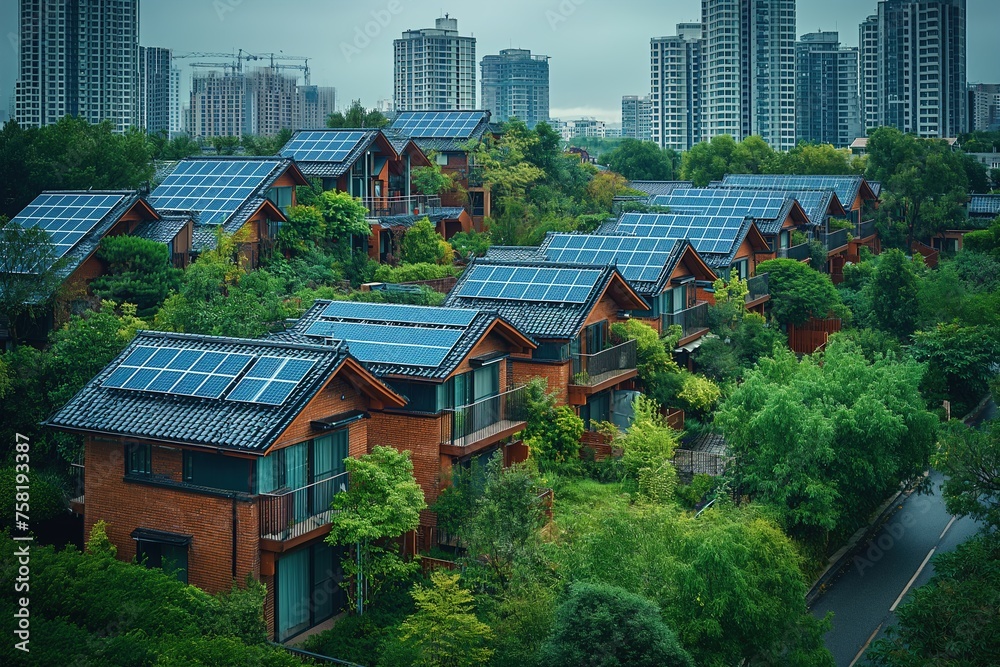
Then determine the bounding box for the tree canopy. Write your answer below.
[599,139,678,181]
[755,258,844,326]
[91,235,183,317]
[327,100,390,129]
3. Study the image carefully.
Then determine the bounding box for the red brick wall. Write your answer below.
[272,376,368,453]
[83,438,260,597]
[513,359,571,405]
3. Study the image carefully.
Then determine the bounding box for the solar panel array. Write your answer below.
[227,356,317,406]
[391,111,487,138]
[541,235,678,283]
[281,131,368,163]
[305,321,463,368]
[614,213,748,255]
[320,301,477,327]
[149,160,280,224]
[969,195,1000,215]
[720,174,861,208]
[102,346,254,400]
[12,193,127,267]
[456,265,602,304]
[652,189,791,220]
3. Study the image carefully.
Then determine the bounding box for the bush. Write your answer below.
[401,219,448,265]
[91,235,183,316]
[373,262,459,283]
[449,229,492,259]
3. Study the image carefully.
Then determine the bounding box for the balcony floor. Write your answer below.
[261,510,334,543]
[441,419,527,457]
[568,368,639,406]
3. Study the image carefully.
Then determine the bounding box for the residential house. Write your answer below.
[46,331,406,642]
[271,301,536,549]
[1,190,185,344]
[444,261,648,431]
[147,157,309,269]
[387,110,495,228]
[930,193,1000,252]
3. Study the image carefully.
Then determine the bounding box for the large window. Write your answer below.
[276,542,344,641]
[389,365,500,413]
[182,451,253,493]
[126,443,151,476]
[134,535,189,584]
[257,431,349,520]
[267,186,293,214]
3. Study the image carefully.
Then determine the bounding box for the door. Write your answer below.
[277,548,310,640]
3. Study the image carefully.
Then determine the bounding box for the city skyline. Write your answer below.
[2,0,999,124]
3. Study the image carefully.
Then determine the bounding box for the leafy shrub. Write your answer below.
[401,219,448,265]
[373,262,460,283]
[677,373,721,417]
[449,230,492,259]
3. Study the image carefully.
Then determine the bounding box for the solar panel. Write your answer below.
[226,356,316,406]
[390,111,487,139]
[720,174,862,209]
[969,195,1000,215]
[281,130,368,163]
[652,189,791,221]
[542,235,679,283]
[456,265,602,304]
[148,160,280,224]
[303,321,463,368]
[102,346,253,399]
[10,192,128,270]
[614,213,749,256]
[319,301,477,327]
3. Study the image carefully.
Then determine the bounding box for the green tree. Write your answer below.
[539,582,693,667]
[208,135,241,155]
[0,219,65,344]
[523,378,584,470]
[401,218,447,265]
[316,189,372,243]
[911,322,1000,414]
[610,317,676,385]
[275,204,325,254]
[768,142,861,175]
[91,235,183,316]
[599,139,678,181]
[412,161,457,196]
[680,135,776,186]
[390,572,494,667]
[617,395,681,503]
[240,129,292,156]
[448,229,492,259]
[148,131,203,160]
[935,422,1000,530]
[325,446,426,614]
[755,258,844,326]
[327,99,389,129]
[866,248,921,339]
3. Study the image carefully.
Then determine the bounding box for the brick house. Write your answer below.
[148,157,309,269]
[46,331,406,641]
[444,260,649,431]
[271,301,537,550]
[1,190,191,345]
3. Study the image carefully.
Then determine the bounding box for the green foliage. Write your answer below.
[449,229,492,259]
[911,322,1000,415]
[326,446,426,611]
[539,582,693,667]
[618,395,680,502]
[208,576,269,646]
[412,162,456,196]
[952,245,1000,292]
[716,339,937,546]
[240,129,292,156]
[327,99,390,129]
[934,422,1000,530]
[680,135,776,186]
[373,262,459,284]
[401,219,448,265]
[389,572,494,667]
[610,318,676,384]
[868,531,1000,667]
[677,373,721,417]
[586,171,637,210]
[963,217,1000,258]
[276,204,325,254]
[0,466,65,528]
[91,234,183,316]
[675,474,717,509]
[867,248,921,338]
[524,381,584,471]
[148,131,203,161]
[756,258,844,326]
[209,135,241,155]
[0,219,66,343]
[85,519,117,558]
[599,139,678,181]
[769,142,861,175]
[317,189,372,241]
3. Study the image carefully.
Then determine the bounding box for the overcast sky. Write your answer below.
[1,0,998,123]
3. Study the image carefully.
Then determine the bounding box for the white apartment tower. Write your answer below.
[15,0,140,133]
[621,95,653,142]
[139,46,171,135]
[481,49,550,128]
[859,15,880,134]
[651,23,703,151]
[394,16,477,111]
[169,66,182,138]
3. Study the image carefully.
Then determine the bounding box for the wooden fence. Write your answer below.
[911,242,940,269]
[788,317,842,355]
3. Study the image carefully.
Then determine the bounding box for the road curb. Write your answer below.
[806,473,927,606]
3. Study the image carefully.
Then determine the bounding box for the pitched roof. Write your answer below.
[132,215,191,245]
[719,174,877,208]
[444,260,647,339]
[280,129,390,178]
[969,194,1000,217]
[627,181,694,197]
[271,300,534,380]
[484,246,546,262]
[651,188,811,235]
[709,183,849,226]
[46,331,402,453]
[388,110,493,153]
[374,207,467,229]
[148,157,307,233]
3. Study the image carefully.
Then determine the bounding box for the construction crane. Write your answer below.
[248,52,311,85]
[174,50,311,84]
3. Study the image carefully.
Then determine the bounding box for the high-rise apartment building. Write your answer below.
[650,23,703,151]
[876,0,967,138]
[394,16,477,111]
[139,46,172,135]
[14,0,140,133]
[795,32,862,147]
[969,83,1000,131]
[621,95,653,141]
[699,0,796,150]
[297,86,338,129]
[189,70,246,138]
[859,15,880,134]
[169,67,183,138]
[480,49,550,128]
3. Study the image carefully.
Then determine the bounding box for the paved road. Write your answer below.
[812,401,994,666]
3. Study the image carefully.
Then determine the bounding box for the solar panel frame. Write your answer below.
[281,130,369,163]
[319,302,477,328]
[542,234,678,283]
[10,192,129,269]
[390,111,487,139]
[226,356,317,406]
[720,174,862,208]
[455,265,604,304]
[302,321,464,368]
[148,160,281,224]
[102,345,254,399]
[614,213,750,256]
[651,190,791,221]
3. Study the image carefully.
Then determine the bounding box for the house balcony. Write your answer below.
[568,339,638,405]
[817,228,850,255]
[778,242,812,262]
[440,385,529,457]
[855,219,877,240]
[360,194,443,218]
[258,471,350,550]
[745,273,770,309]
[662,302,710,347]
[466,166,485,188]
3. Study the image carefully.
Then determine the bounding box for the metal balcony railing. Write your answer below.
[662,302,709,340]
[745,273,769,304]
[441,385,529,448]
[818,228,850,252]
[856,219,876,239]
[258,471,350,542]
[570,339,637,385]
[360,195,443,218]
[778,243,811,261]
